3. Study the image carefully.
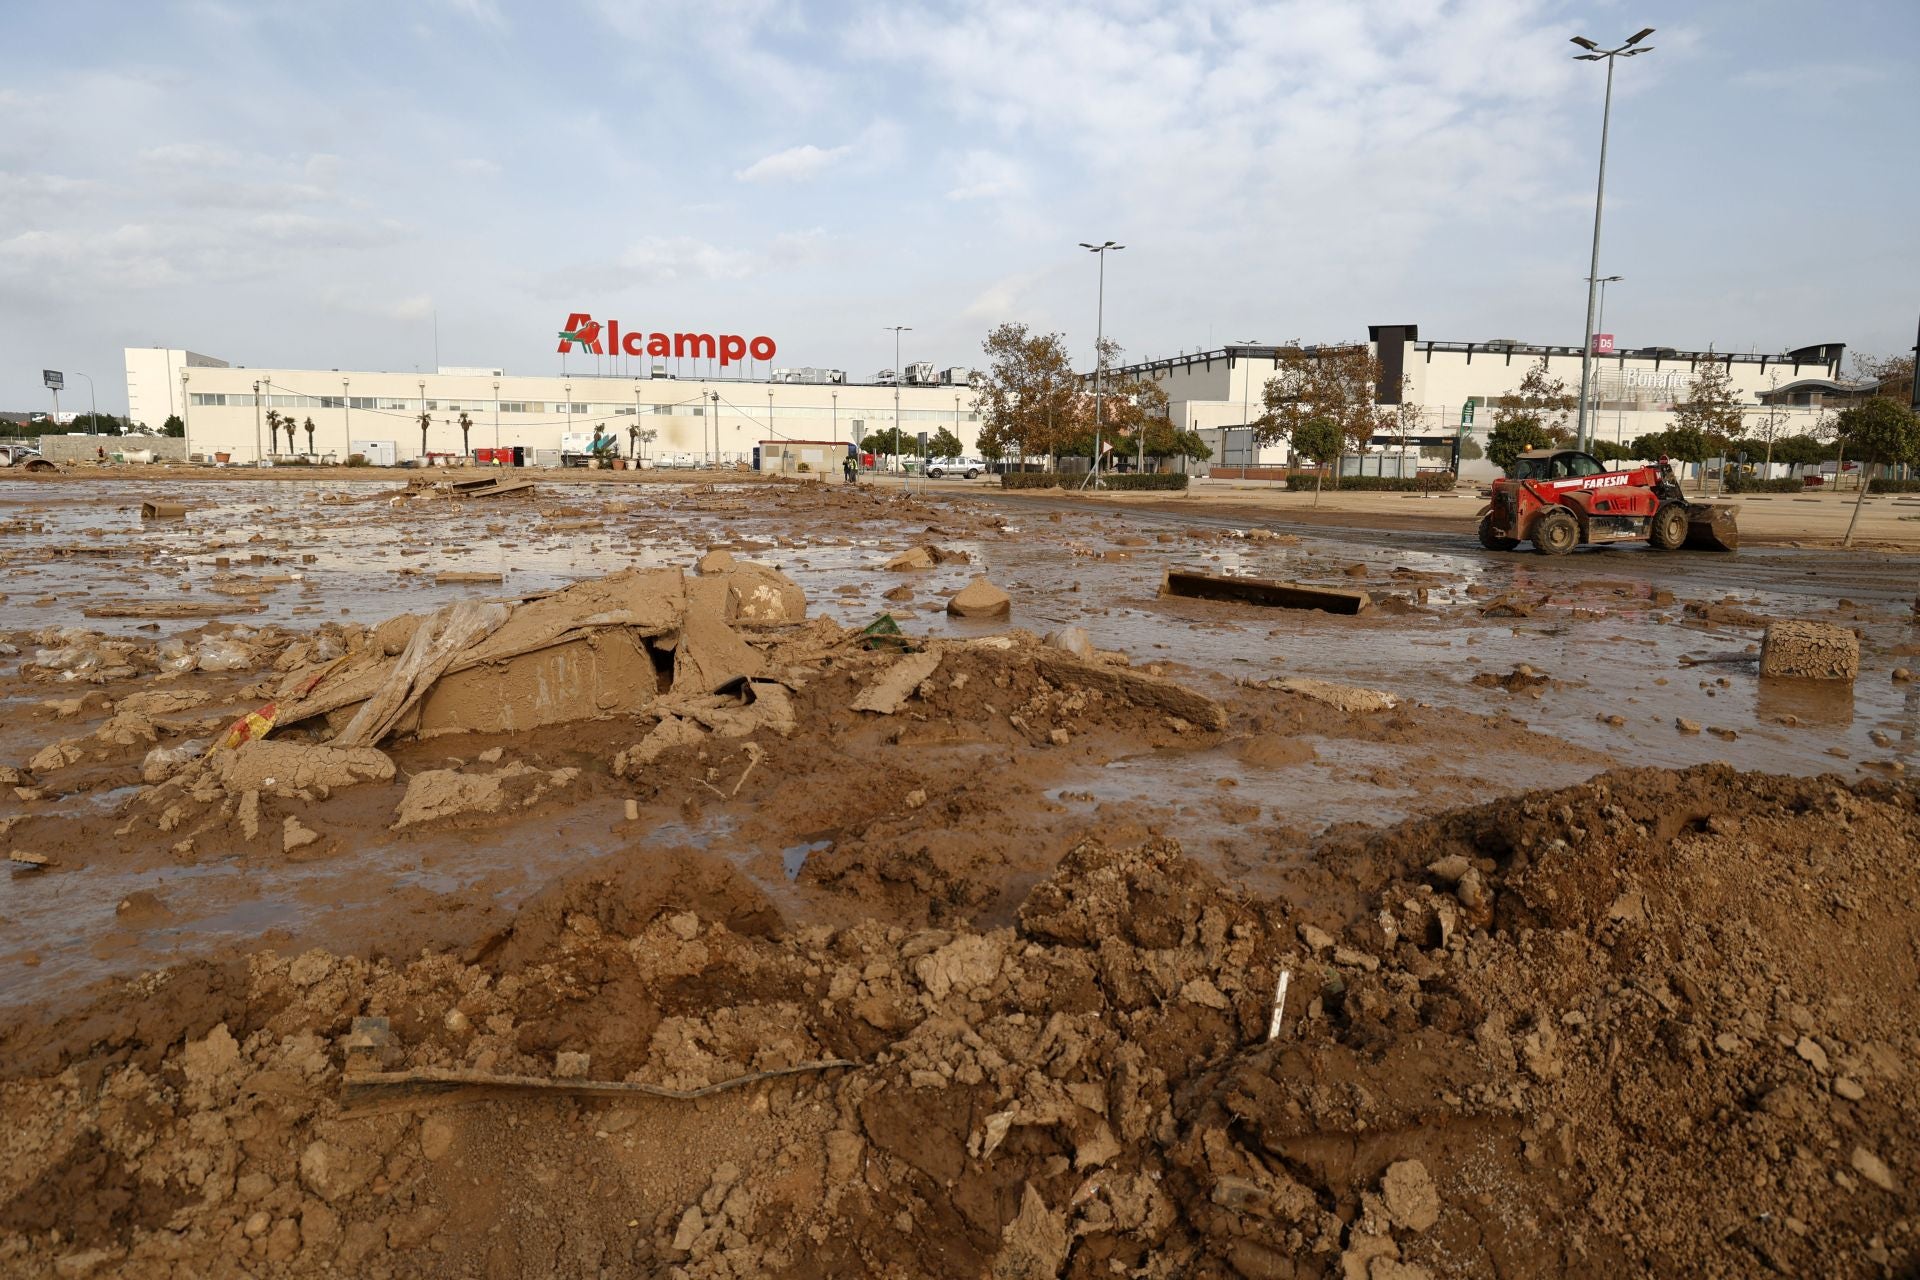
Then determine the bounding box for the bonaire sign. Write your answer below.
[557,313,775,367]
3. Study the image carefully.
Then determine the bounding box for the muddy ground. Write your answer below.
[0,472,1916,1279]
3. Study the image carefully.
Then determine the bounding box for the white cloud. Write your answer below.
[946,150,1023,201]
[734,143,851,183]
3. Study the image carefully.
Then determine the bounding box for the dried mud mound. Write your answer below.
[1,765,1915,1279]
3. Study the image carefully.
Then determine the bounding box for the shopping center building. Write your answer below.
[124,317,986,466]
[1110,324,1849,477]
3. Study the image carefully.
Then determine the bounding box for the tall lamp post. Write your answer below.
[708,390,720,467]
[179,369,190,453]
[342,377,351,462]
[885,325,911,473]
[1570,27,1654,451]
[72,372,98,432]
[1079,240,1124,486]
[1587,275,1622,438]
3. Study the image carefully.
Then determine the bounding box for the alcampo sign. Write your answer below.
[557,313,775,367]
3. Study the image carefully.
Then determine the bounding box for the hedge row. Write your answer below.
[1869,478,1920,494]
[998,472,1190,491]
[1723,476,1805,494]
[1283,472,1457,493]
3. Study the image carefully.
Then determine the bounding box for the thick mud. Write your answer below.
[0,473,1916,1277]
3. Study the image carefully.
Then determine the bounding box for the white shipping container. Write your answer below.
[349,439,397,467]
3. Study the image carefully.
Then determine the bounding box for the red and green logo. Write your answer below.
[556,316,604,354]
[555,311,778,366]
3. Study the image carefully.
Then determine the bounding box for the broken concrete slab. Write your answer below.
[853,652,943,714]
[1161,570,1369,615]
[139,501,189,520]
[947,577,1012,619]
[1759,620,1859,681]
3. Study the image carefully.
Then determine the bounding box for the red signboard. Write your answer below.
[1592,333,1615,354]
[557,313,775,367]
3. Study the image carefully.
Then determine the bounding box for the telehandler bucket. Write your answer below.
[1682,504,1739,552]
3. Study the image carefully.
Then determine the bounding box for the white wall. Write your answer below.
[138,354,984,465]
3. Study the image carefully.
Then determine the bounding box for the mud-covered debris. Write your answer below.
[884,546,935,571]
[1163,569,1369,615]
[1266,676,1397,713]
[1043,626,1094,661]
[853,651,942,714]
[947,577,1012,619]
[1759,619,1860,680]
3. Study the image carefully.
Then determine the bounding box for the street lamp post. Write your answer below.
[885,325,911,474]
[1238,338,1260,469]
[832,391,838,446]
[1079,241,1124,487]
[180,370,190,453]
[709,391,720,467]
[72,372,97,432]
[252,380,263,467]
[342,377,351,462]
[1570,27,1655,451]
[493,380,501,454]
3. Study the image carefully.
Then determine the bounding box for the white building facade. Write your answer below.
[1109,324,1848,475]
[124,346,985,467]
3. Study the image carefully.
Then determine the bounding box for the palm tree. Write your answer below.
[627,424,639,459]
[416,411,432,463]
[285,416,300,455]
[457,412,474,461]
[265,410,282,456]
[302,417,315,456]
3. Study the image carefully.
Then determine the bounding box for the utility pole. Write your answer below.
[342,377,351,462]
[494,380,501,454]
[180,369,191,454]
[252,380,263,467]
[1079,241,1124,487]
[1570,27,1654,451]
[885,325,911,474]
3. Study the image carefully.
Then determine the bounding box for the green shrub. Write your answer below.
[1284,471,1456,493]
[1724,475,1803,494]
[998,472,1189,491]
[1868,478,1920,493]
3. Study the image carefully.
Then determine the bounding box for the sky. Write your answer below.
[1,0,1915,417]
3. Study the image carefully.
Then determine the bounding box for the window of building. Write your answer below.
[378,399,410,411]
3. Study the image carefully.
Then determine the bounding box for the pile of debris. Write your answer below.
[2,764,1913,1277]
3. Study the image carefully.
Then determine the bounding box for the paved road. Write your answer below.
[972,490,1920,607]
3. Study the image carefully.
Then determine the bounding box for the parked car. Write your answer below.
[926,457,987,479]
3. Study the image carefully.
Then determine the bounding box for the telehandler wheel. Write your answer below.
[1478,513,1519,551]
[1649,501,1688,551]
[1531,508,1578,556]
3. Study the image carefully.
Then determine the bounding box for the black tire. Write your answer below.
[965,469,979,479]
[1648,502,1687,551]
[928,468,944,479]
[1478,513,1519,551]
[1532,508,1579,556]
